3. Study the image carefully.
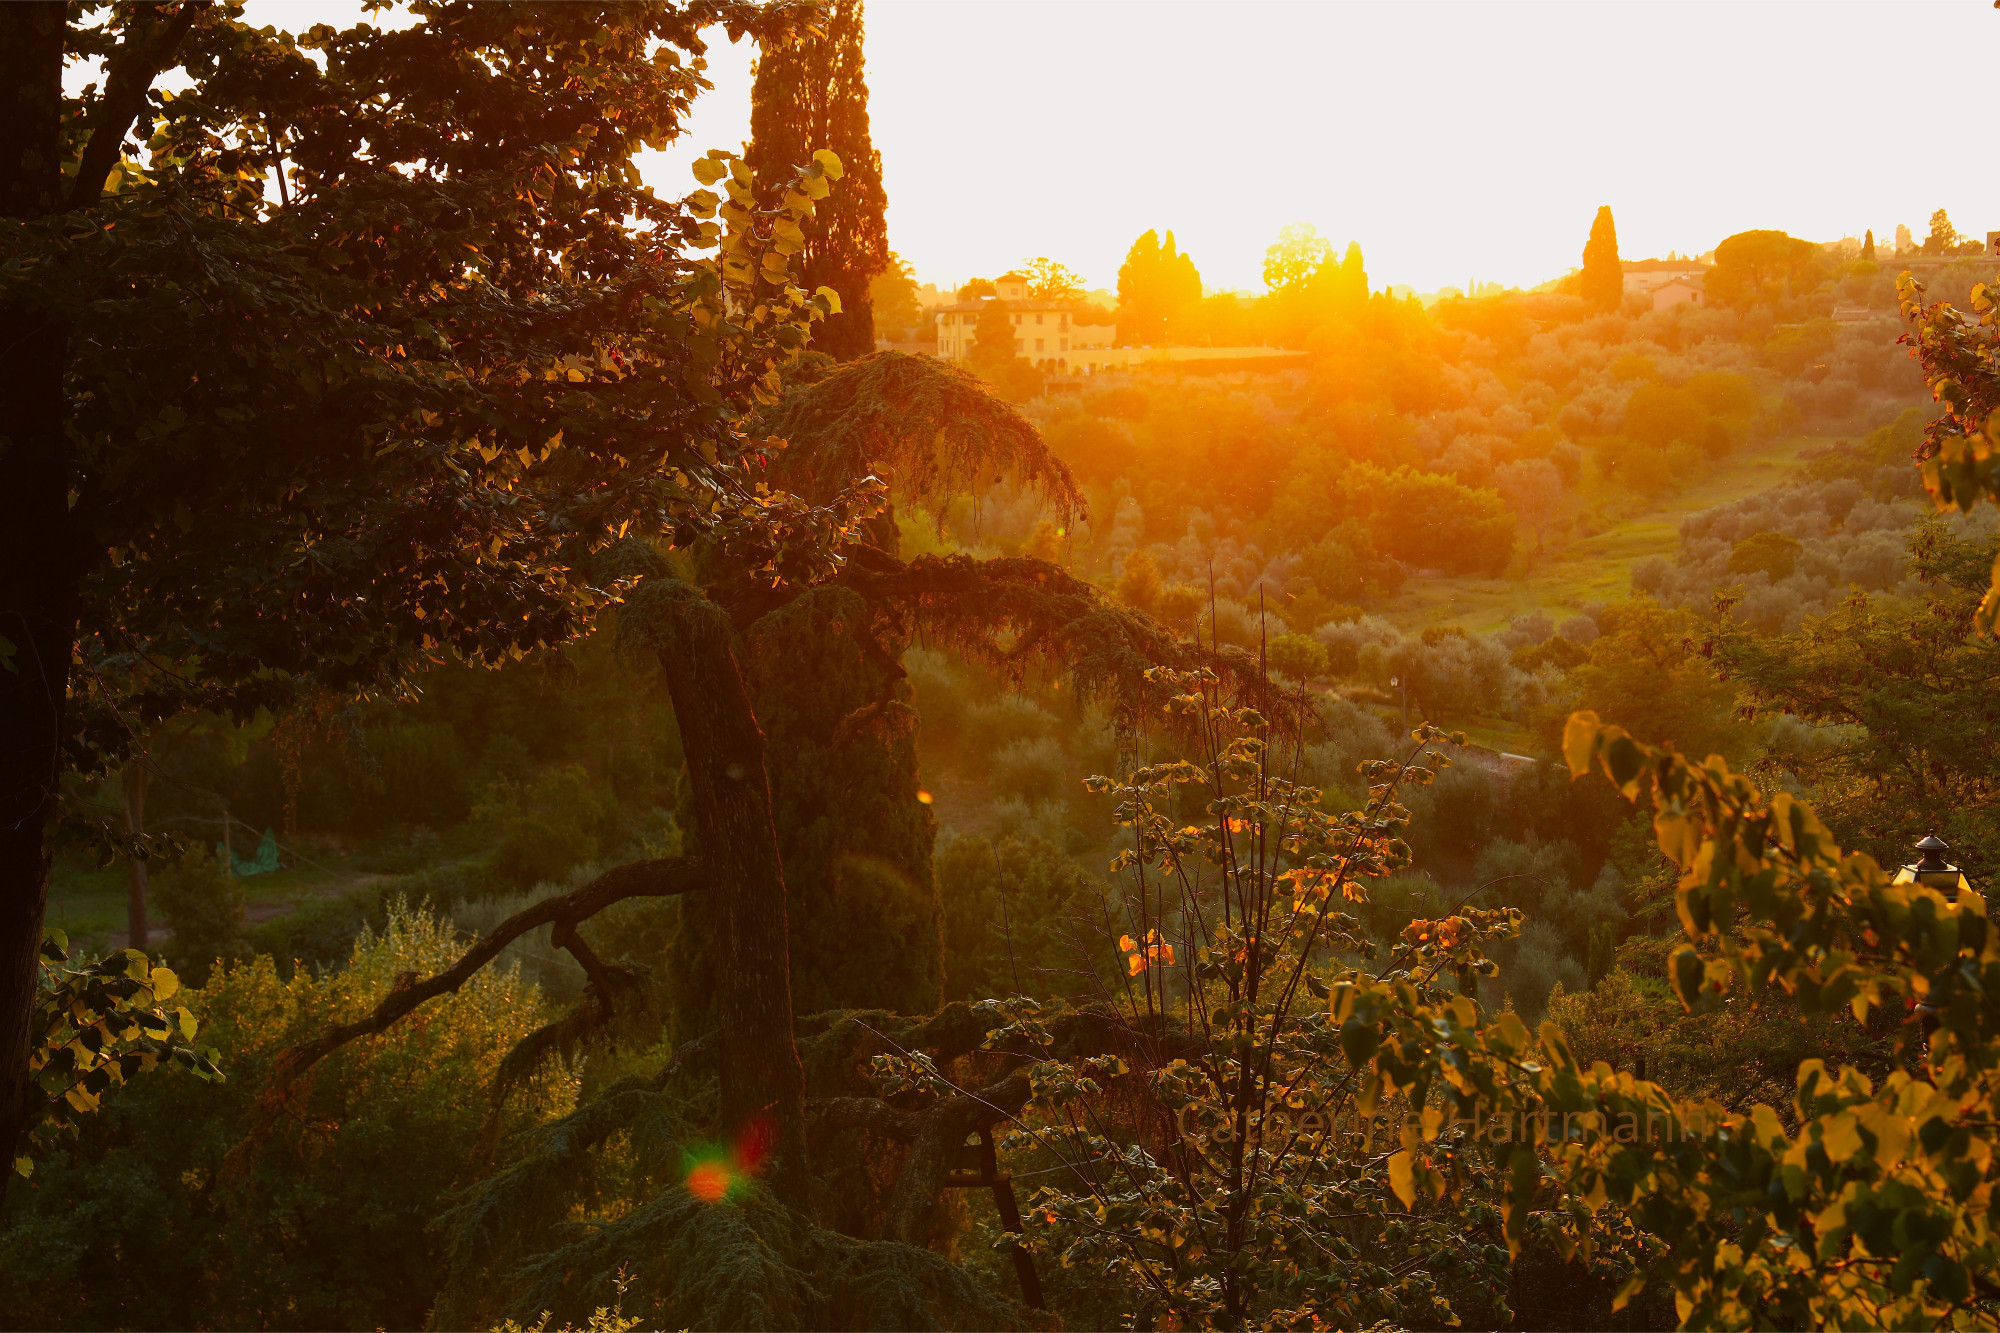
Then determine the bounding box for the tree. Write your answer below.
[0,0,834,1196]
[1021,256,1086,301]
[1898,270,2000,634]
[1923,207,1960,255]
[1706,229,1826,309]
[971,296,1019,369]
[1116,228,1202,345]
[1581,205,1623,312]
[1716,521,2000,881]
[747,0,890,359]
[867,252,922,341]
[1556,714,2000,1328]
[1863,227,1876,261]
[1261,221,1333,293]
[1558,597,1746,764]
[1494,457,1565,554]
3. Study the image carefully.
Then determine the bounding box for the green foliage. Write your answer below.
[1899,270,2000,633]
[747,0,890,359]
[1717,521,2000,880]
[430,1077,1023,1331]
[1707,229,1827,309]
[663,586,944,1029]
[938,831,1107,1002]
[151,845,248,985]
[481,766,625,893]
[868,254,923,342]
[1557,711,2000,1327]
[1021,256,1088,301]
[1555,596,1747,764]
[1267,631,1330,680]
[15,934,221,1179]
[2,904,566,1330]
[1581,205,1623,313]
[1340,463,1516,575]
[24,8,848,786]
[353,721,471,827]
[964,683,1534,1327]
[971,297,1019,370]
[1726,529,1803,581]
[761,350,1079,530]
[1624,381,1739,458]
[1116,228,1203,344]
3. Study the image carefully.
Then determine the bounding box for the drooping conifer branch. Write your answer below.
[762,351,1083,527]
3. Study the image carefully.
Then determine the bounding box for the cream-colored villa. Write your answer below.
[931,270,1301,374]
[933,271,1116,370]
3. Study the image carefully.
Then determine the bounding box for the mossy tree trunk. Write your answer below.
[636,580,810,1200]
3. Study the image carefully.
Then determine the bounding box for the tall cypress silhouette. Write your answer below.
[1581,205,1623,312]
[747,1,889,359]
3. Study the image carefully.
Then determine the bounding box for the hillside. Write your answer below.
[1378,425,1838,634]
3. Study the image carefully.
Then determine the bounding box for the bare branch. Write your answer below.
[260,856,710,1095]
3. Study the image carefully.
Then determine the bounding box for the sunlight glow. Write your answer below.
[638,0,1995,296]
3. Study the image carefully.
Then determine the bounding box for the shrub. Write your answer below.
[1728,530,1802,581]
[356,722,470,827]
[152,846,247,985]
[937,830,1106,1001]
[0,903,572,1332]
[989,736,1069,805]
[483,766,622,891]
[960,694,1060,755]
[1267,632,1329,681]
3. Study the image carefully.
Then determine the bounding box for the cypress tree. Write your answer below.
[747,0,890,359]
[1863,228,1876,262]
[1581,205,1623,312]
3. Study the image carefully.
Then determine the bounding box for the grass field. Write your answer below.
[47,855,373,952]
[1378,428,1840,634]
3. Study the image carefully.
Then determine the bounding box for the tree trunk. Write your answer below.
[0,1,75,1204]
[632,578,809,1204]
[122,763,150,950]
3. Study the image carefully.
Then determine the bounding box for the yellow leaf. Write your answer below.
[1388,1149,1417,1208]
[1562,711,1602,778]
[1819,1113,1862,1163]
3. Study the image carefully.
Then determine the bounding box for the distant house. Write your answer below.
[1621,258,1710,299]
[1652,276,1705,311]
[933,271,1116,368]
[933,270,1300,375]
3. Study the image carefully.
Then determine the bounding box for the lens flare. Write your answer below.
[686,1160,731,1203]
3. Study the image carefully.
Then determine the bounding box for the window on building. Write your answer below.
[1035,338,1044,352]
[1035,313,1044,325]
[1013,313,1021,324]
[1060,337,1068,351]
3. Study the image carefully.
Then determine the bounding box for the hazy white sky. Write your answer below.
[644,0,1997,296]
[221,0,1995,296]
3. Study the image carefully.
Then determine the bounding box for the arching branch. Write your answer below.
[841,552,1306,736]
[259,855,710,1095]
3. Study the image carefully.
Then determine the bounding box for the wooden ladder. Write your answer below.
[941,1125,1045,1310]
